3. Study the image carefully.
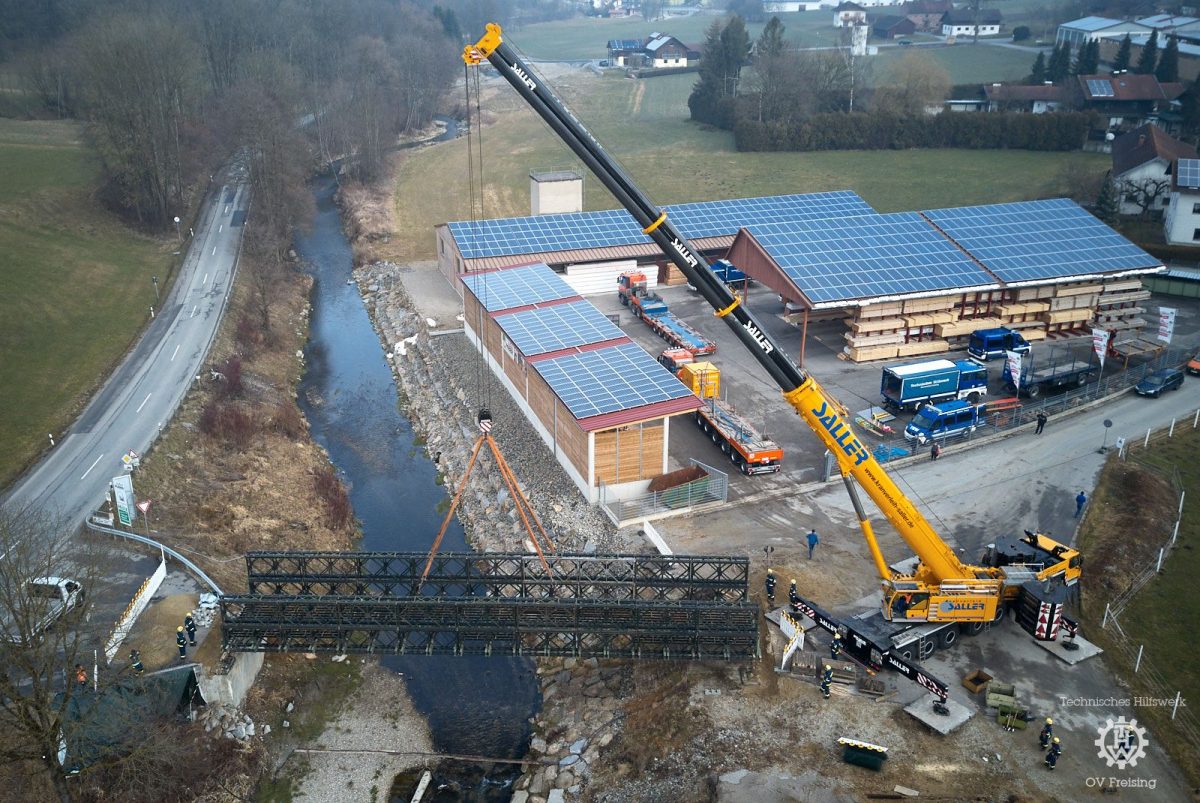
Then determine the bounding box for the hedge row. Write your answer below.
[734,111,1091,152]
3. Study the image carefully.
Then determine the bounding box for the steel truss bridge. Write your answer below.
[221,551,758,660]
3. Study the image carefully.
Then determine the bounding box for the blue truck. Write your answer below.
[881,359,988,412]
[967,327,1031,362]
[709,259,747,286]
[903,400,983,444]
[618,272,717,355]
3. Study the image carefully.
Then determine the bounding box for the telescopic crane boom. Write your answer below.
[463,25,1080,627]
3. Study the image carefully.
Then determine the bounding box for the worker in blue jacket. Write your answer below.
[820,665,833,699]
[765,569,776,605]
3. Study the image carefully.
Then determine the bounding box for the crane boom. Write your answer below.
[462,25,988,606]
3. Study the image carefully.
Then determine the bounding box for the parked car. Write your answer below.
[1134,368,1184,397]
[898,40,913,46]
[1187,354,1200,376]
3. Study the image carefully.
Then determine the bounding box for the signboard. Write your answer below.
[121,450,140,470]
[1157,307,1176,344]
[112,474,135,526]
[136,499,151,514]
[1005,350,1023,395]
[1091,328,1110,369]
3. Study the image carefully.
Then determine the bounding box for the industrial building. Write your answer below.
[460,263,702,502]
[439,191,1163,363]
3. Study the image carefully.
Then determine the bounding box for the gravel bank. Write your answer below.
[294,663,434,803]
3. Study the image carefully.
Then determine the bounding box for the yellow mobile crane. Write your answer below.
[464,25,1082,699]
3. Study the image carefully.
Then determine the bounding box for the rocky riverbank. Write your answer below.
[355,260,649,802]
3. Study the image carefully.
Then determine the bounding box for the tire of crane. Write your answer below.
[993,603,1007,623]
[938,624,960,649]
[919,638,936,660]
[962,621,986,637]
[897,646,915,663]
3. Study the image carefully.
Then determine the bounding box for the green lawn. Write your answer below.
[0,118,169,488]
[872,43,1035,87]
[389,68,1107,261]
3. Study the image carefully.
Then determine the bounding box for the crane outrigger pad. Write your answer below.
[904,696,973,735]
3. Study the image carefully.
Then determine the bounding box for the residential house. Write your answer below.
[1111,124,1198,216]
[834,2,867,27]
[983,83,1067,114]
[605,33,697,68]
[873,15,915,39]
[903,0,953,33]
[941,9,1001,37]
[644,33,690,67]
[764,0,824,10]
[1056,17,1152,50]
[1077,73,1185,136]
[1164,158,1200,243]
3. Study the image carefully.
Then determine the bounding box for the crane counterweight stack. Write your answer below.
[464,24,1083,702]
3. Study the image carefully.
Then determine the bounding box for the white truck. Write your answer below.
[0,577,85,645]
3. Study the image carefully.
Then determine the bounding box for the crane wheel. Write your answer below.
[962,621,986,637]
[897,647,914,663]
[938,624,959,649]
[919,639,936,660]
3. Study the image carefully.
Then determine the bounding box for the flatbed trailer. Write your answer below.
[695,401,783,475]
[1108,336,1164,369]
[637,302,717,356]
[1004,358,1096,398]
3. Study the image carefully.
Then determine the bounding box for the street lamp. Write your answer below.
[173,215,181,242]
[152,275,159,302]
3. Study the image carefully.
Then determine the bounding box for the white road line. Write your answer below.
[171,344,180,361]
[81,454,104,480]
[136,393,152,413]
[211,246,217,256]
[224,205,230,214]
[219,224,223,233]
[191,305,198,318]
[203,273,208,285]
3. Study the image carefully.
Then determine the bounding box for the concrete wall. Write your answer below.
[531,176,583,215]
[198,651,265,708]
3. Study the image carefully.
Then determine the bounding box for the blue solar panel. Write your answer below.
[448,191,877,260]
[1086,79,1115,98]
[746,213,996,305]
[535,343,696,420]
[461,263,576,312]
[496,301,625,357]
[1177,159,1200,189]
[923,199,1161,283]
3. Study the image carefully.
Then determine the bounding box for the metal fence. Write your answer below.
[870,345,1196,462]
[599,459,728,526]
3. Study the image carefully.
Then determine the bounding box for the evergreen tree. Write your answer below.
[1074,40,1099,75]
[1113,34,1132,71]
[1094,173,1120,225]
[1179,73,1200,141]
[688,17,748,127]
[719,14,751,97]
[1047,43,1071,83]
[1135,30,1158,74]
[1156,35,1179,82]
[1029,51,1047,84]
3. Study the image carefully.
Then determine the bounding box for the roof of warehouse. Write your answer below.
[466,263,701,429]
[446,190,875,260]
[461,262,577,312]
[742,212,998,305]
[921,198,1162,283]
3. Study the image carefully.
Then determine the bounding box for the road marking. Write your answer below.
[171,344,180,361]
[191,305,198,318]
[211,246,217,256]
[225,205,230,214]
[203,273,208,285]
[137,393,152,413]
[81,454,104,480]
[219,224,223,233]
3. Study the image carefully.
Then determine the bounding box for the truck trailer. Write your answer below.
[881,358,987,411]
[1002,354,1096,398]
[659,349,783,475]
[618,272,716,356]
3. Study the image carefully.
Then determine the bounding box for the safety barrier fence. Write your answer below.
[599,459,727,526]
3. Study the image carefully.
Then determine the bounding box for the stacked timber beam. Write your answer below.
[1041,281,1101,335]
[1092,277,1150,334]
[842,298,952,362]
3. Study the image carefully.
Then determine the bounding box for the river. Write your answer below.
[294,171,538,800]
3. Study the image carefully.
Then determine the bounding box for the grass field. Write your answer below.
[0,118,169,488]
[388,68,1107,262]
[1078,432,1200,786]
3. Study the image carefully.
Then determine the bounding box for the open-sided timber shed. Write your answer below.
[461,263,702,503]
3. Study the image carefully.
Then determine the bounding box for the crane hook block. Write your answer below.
[464,23,503,65]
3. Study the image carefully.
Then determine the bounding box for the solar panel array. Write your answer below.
[923,198,1160,282]
[448,191,876,260]
[496,300,625,357]
[461,263,576,312]
[535,343,697,420]
[1178,159,1200,189]
[1086,79,1115,98]
[746,213,996,304]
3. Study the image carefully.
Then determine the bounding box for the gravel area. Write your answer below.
[293,663,434,803]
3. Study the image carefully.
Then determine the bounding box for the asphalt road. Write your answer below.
[3,177,249,526]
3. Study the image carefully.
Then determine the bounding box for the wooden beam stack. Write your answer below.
[1092,277,1150,335]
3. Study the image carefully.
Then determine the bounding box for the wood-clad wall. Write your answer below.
[594,421,664,485]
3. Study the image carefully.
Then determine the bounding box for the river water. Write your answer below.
[294,172,538,799]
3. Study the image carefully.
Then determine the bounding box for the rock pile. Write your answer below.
[202,703,265,743]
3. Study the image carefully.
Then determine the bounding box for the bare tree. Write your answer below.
[871,52,951,115]
[1119,176,1171,218]
[0,508,113,802]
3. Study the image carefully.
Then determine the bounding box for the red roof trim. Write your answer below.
[577,395,703,432]
[526,336,632,363]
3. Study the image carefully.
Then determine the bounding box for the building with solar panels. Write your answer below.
[460,263,702,502]
[438,191,1164,363]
